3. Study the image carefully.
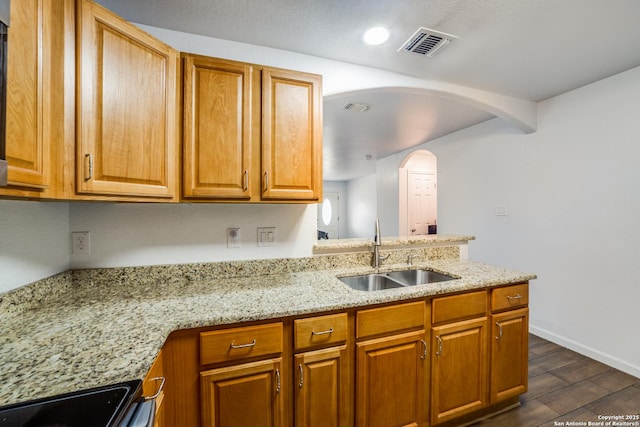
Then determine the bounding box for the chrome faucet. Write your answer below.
[373,218,390,268]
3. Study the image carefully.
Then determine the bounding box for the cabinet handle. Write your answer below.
[84,154,93,181]
[243,170,248,191]
[311,327,334,336]
[264,171,269,191]
[495,322,503,340]
[506,294,522,300]
[420,339,427,360]
[229,339,256,349]
[143,376,165,401]
[298,364,304,388]
[435,336,443,356]
[275,368,281,393]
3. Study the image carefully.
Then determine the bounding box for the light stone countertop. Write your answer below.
[0,256,535,407]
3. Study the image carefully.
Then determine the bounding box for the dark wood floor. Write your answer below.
[473,334,640,427]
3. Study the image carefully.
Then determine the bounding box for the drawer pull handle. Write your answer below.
[420,339,427,360]
[243,170,248,191]
[264,171,269,191]
[144,376,165,401]
[506,294,522,300]
[311,327,334,336]
[275,368,281,393]
[298,364,304,388]
[435,336,443,356]
[230,339,256,349]
[495,322,503,340]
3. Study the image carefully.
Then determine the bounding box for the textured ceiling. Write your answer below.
[96,0,640,180]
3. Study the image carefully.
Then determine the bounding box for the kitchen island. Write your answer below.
[0,235,535,425]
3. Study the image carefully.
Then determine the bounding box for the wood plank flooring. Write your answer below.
[473,334,640,427]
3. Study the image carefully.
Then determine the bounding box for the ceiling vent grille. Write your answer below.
[342,102,372,112]
[398,27,458,58]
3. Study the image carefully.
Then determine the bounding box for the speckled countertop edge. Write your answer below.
[0,250,535,407]
[313,234,475,253]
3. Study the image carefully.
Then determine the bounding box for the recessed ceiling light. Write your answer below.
[363,27,390,46]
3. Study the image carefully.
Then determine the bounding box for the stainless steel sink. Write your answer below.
[338,269,456,291]
[386,269,455,286]
[338,273,405,291]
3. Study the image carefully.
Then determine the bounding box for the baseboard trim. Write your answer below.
[530,324,640,378]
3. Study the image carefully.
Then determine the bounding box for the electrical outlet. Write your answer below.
[495,205,509,216]
[257,227,276,247]
[72,231,91,255]
[227,228,241,248]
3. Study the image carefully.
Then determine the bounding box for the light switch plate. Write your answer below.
[257,227,276,247]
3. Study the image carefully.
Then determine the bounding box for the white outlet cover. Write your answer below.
[72,231,91,255]
[227,228,241,248]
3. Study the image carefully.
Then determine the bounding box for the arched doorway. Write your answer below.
[398,150,437,236]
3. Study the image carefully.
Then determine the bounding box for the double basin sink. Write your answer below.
[339,268,456,292]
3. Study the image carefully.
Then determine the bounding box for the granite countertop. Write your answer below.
[0,256,535,407]
[313,234,475,253]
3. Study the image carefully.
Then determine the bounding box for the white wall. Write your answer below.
[0,200,70,293]
[69,203,317,269]
[346,174,377,238]
[377,65,640,377]
[322,181,348,239]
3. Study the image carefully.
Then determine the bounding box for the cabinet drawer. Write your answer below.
[357,301,425,339]
[294,313,348,351]
[432,291,487,324]
[491,283,529,312]
[200,322,283,365]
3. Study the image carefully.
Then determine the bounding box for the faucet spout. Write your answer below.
[374,218,381,246]
[372,218,389,268]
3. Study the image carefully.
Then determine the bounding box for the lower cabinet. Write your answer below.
[201,358,284,427]
[199,322,285,427]
[355,301,428,427]
[293,312,350,427]
[143,349,165,427]
[490,283,530,404]
[295,346,348,427]
[430,317,488,425]
[356,330,427,427]
[156,283,530,427]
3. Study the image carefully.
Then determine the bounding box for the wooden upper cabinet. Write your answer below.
[182,55,253,199]
[181,55,322,203]
[262,68,322,201]
[3,0,65,192]
[76,0,179,200]
[5,0,46,189]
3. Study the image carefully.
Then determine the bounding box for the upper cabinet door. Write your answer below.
[261,68,322,201]
[76,0,178,200]
[4,0,52,189]
[182,55,253,199]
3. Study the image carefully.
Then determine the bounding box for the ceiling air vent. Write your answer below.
[342,102,372,113]
[398,27,458,58]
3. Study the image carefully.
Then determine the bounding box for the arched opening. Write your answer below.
[398,150,437,237]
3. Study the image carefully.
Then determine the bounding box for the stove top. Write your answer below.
[0,379,142,427]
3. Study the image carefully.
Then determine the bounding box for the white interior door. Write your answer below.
[318,192,340,239]
[407,172,437,235]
